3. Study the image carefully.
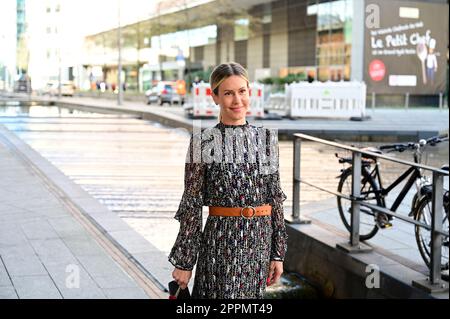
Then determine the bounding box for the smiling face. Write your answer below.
[212,75,249,125]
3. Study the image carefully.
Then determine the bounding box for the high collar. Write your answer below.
[216,120,249,129]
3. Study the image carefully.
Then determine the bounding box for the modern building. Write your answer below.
[82,0,448,104]
[0,0,17,91]
[15,0,28,76]
[22,0,94,91]
[16,0,26,41]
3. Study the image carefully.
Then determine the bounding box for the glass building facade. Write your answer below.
[81,0,448,98]
[16,0,28,74]
[16,0,26,41]
[308,0,354,81]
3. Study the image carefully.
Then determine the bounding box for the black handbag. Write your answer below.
[168,280,191,299]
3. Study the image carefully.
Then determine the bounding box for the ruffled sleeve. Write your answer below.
[266,130,288,261]
[168,133,205,271]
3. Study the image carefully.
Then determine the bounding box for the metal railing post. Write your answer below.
[337,150,372,253]
[292,136,301,220]
[413,171,448,292]
[350,151,362,247]
[286,136,311,224]
[430,172,444,284]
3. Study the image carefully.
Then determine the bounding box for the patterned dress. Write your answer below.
[168,120,288,299]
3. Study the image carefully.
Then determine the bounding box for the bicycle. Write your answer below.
[335,135,449,273]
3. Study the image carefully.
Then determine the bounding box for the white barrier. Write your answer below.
[191,82,265,118]
[287,81,367,118]
[248,83,265,118]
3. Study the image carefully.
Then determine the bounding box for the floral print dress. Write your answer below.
[168,121,288,299]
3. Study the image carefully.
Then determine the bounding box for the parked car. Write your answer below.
[145,81,185,105]
[14,75,31,93]
[43,81,75,97]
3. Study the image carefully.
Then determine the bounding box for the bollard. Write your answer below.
[405,92,409,110]
[439,92,443,110]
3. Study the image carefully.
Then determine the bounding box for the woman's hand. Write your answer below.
[267,261,283,286]
[172,268,192,290]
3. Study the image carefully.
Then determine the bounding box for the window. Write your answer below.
[234,19,249,41]
[314,0,353,81]
[262,3,272,24]
[307,0,318,16]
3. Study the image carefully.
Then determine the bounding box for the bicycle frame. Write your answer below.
[364,163,422,213]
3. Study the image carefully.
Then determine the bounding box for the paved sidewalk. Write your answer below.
[0,128,163,299]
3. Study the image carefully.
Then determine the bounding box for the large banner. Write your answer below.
[364,0,448,94]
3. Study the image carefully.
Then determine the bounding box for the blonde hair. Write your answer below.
[209,62,249,122]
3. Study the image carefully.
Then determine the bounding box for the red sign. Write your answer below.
[369,59,386,82]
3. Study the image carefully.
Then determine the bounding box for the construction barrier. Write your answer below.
[287,81,367,118]
[248,83,265,118]
[191,82,219,117]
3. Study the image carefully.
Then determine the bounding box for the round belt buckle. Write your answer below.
[240,206,256,219]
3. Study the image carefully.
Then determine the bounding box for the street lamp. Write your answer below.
[117,0,123,106]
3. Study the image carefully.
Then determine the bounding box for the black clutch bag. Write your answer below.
[168,280,191,299]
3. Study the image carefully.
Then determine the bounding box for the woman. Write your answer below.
[169,62,287,299]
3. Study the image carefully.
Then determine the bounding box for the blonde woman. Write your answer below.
[169,62,287,299]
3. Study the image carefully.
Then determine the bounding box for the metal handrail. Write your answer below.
[295,133,448,174]
[291,133,449,292]
[300,177,449,236]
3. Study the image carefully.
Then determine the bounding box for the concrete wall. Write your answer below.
[284,224,445,299]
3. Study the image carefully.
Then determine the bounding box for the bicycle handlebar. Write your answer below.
[336,135,448,164]
[378,135,448,152]
[426,135,449,146]
[379,143,413,152]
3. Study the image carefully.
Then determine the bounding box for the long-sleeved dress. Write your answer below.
[168,120,288,299]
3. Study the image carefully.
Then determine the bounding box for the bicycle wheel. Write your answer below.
[337,167,382,240]
[414,193,449,272]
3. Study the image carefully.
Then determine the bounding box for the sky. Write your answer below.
[0,0,216,38]
[0,0,215,86]
[72,0,158,36]
[0,0,158,38]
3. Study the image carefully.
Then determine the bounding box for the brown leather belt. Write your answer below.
[209,205,272,219]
